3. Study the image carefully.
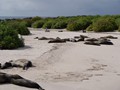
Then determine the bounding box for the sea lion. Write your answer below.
[84,38,113,46]
[48,37,66,43]
[85,38,98,41]
[98,38,113,45]
[0,72,10,83]
[0,72,44,90]
[69,38,84,42]
[84,41,100,46]
[58,30,63,32]
[38,37,54,40]
[38,37,49,40]
[34,37,39,39]
[0,62,12,69]
[0,59,33,70]
[74,35,87,40]
[80,35,89,38]
[100,35,118,39]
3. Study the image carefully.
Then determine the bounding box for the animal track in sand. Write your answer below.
[38,72,93,82]
[91,58,99,62]
[87,64,107,71]
[116,74,120,76]
[94,74,103,76]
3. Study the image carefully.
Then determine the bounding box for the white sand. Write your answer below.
[0,28,120,90]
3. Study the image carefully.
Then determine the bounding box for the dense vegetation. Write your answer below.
[67,22,80,31]
[42,20,56,29]
[91,17,118,32]
[0,24,24,49]
[0,20,31,49]
[0,15,120,49]
[32,20,45,28]
[24,15,120,32]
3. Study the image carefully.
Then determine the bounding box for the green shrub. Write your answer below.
[92,17,118,32]
[77,18,92,30]
[114,17,120,32]
[118,26,120,32]
[52,21,67,29]
[32,20,45,28]
[7,21,30,35]
[86,25,94,31]
[0,25,24,49]
[20,21,28,27]
[116,18,120,27]
[31,16,42,22]
[17,23,30,35]
[66,17,92,31]
[67,22,81,31]
[22,19,32,27]
[42,21,56,29]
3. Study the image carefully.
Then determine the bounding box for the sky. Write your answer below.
[0,0,120,17]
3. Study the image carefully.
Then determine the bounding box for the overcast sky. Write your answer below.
[0,0,120,17]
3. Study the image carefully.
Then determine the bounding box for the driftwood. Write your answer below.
[0,59,33,70]
[0,72,44,90]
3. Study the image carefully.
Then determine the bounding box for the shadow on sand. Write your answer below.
[17,45,32,50]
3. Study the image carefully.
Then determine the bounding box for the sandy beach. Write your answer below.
[0,28,120,90]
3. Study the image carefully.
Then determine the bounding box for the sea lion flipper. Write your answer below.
[11,78,44,90]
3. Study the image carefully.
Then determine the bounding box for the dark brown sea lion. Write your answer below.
[0,72,44,90]
[84,41,100,46]
[84,38,113,46]
[38,37,54,40]
[80,35,89,38]
[38,37,50,40]
[100,35,118,39]
[34,37,39,39]
[85,38,98,41]
[74,36,80,38]
[48,37,66,43]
